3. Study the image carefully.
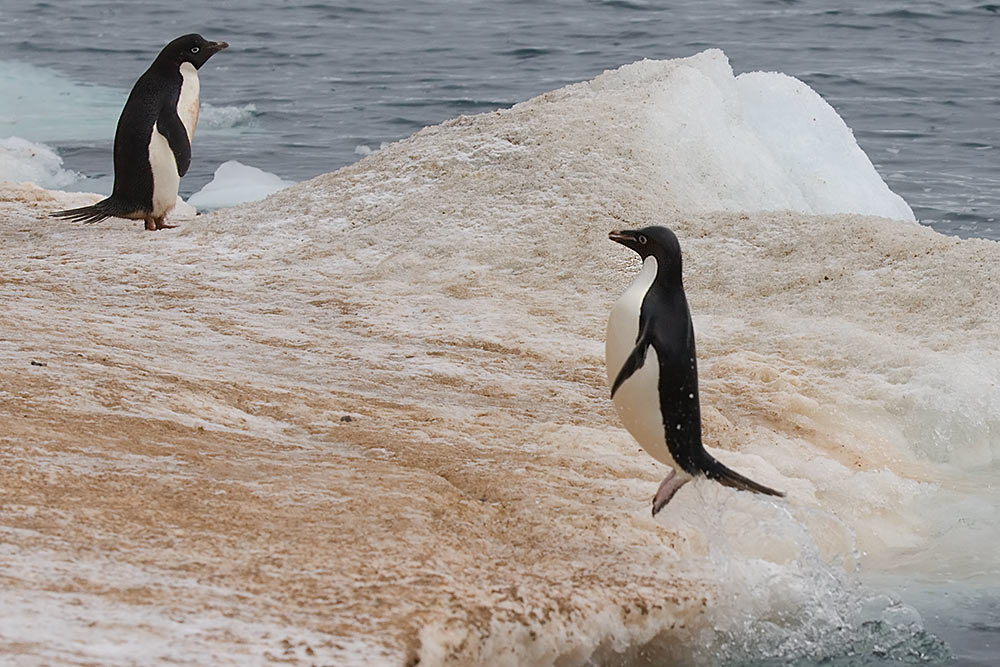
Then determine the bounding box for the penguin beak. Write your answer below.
[608,230,636,246]
[207,41,229,53]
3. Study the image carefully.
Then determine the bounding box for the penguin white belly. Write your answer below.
[606,256,681,469]
[147,123,180,218]
[147,64,199,219]
[177,62,200,141]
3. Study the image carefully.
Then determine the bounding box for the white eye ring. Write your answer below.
[638,234,648,244]
[191,46,200,53]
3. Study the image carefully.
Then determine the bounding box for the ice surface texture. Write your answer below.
[2,51,991,666]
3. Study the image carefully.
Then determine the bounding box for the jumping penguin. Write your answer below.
[51,34,228,231]
[605,226,784,515]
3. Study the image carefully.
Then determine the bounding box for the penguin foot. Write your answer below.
[145,217,176,231]
[652,470,689,516]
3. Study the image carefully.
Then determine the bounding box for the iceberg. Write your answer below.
[0,50,991,666]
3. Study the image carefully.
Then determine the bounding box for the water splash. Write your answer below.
[678,497,951,665]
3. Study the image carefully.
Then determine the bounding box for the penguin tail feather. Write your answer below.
[702,456,785,498]
[50,197,133,224]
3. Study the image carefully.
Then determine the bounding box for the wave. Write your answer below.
[354,142,391,157]
[199,103,259,130]
[0,136,82,189]
[0,60,256,143]
[3,49,996,665]
[0,60,122,142]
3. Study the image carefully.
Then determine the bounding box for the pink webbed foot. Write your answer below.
[652,469,690,516]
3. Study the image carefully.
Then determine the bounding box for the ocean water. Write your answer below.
[0,0,998,238]
[1,4,999,667]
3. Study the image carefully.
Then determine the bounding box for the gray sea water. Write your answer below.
[1,2,999,666]
[0,0,998,239]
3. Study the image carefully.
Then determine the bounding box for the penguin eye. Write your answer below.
[637,234,648,245]
[191,46,200,53]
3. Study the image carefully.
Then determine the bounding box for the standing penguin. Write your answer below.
[51,34,228,231]
[605,226,784,515]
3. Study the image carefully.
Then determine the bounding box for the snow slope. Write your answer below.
[2,50,991,666]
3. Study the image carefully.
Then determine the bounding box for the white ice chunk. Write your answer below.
[642,50,915,221]
[172,195,198,220]
[735,70,914,221]
[187,160,295,211]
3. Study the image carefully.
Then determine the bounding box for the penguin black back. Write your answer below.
[51,34,228,230]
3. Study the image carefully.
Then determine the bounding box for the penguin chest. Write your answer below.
[177,62,200,141]
[147,125,180,218]
[606,257,680,469]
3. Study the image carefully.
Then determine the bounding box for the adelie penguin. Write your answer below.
[605,225,784,515]
[51,34,228,231]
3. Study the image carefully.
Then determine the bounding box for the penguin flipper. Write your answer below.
[700,454,785,498]
[158,107,192,177]
[611,321,653,399]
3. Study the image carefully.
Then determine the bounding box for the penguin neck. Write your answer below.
[647,253,682,287]
[177,62,201,141]
[152,55,183,73]
[617,256,659,318]
[638,255,658,285]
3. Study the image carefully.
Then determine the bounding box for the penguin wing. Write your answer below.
[610,319,653,399]
[157,106,192,177]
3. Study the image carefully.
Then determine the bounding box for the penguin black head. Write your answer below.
[608,225,683,278]
[156,34,229,70]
